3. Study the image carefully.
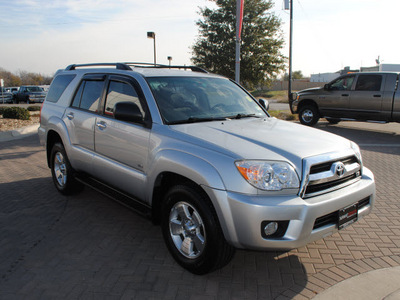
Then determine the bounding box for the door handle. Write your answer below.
[66,113,74,120]
[373,94,381,98]
[96,121,107,130]
[342,94,349,97]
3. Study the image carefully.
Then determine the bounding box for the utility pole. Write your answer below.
[235,0,244,84]
[287,0,293,100]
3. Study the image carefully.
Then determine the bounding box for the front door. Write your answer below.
[319,74,356,118]
[93,76,151,201]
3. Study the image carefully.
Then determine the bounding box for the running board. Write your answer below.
[75,174,152,218]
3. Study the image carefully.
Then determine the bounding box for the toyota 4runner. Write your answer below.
[38,63,375,274]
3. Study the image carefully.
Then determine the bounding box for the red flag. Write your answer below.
[238,0,244,40]
[239,0,244,39]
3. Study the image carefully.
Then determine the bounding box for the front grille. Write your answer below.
[309,156,358,174]
[303,155,361,198]
[305,173,359,195]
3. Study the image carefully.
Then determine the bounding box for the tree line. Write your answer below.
[0,67,53,87]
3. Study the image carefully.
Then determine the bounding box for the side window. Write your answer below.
[355,75,382,91]
[330,75,355,91]
[46,74,76,103]
[71,80,105,112]
[104,80,145,118]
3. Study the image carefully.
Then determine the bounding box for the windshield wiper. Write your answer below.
[227,113,260,119]
[168,116,228,125]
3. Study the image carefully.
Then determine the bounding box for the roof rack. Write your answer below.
[64,62,208,73]
[124,62,208,73]
[65,63,132,71]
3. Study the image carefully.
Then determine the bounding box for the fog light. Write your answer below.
[261,221,289,239]
[263,221,278,236]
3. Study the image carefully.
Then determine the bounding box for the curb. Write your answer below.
[0,124,39,142]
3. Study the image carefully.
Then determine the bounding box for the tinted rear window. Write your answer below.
[46,74,76,103]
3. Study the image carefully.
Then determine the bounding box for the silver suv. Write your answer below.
[39,63,375,274]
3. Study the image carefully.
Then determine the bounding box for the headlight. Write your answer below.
[235,160,300,191]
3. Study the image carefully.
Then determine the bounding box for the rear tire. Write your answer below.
[161,184,235,274]
[50,142,83,195]
[299,105,319,126]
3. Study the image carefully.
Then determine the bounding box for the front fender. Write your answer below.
[147,149,226,196]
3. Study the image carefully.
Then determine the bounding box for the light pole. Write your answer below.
[147,31,156,66]
[167,56,172,67]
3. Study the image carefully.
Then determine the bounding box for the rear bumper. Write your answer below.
[205,167,375,250]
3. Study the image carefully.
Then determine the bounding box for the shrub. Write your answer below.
[27,106,41,112]
[2,107,31,120]
[0,107,5,116]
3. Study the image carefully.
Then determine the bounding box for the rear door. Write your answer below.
[93,75,151,201]
[63,74,106,171]
[348,74,384,120]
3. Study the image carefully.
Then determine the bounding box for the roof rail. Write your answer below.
[124,62,208,73]
[64,62,208,73]
[65,63,132,71]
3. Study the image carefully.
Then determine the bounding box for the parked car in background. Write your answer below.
[0,88,14,103]
[39,62,375,274]
[290,72,400,125]
[13,85,47,104]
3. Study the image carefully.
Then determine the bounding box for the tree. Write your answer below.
[283,70,304,81]
[0,68,21,87]
[191,0,285,89]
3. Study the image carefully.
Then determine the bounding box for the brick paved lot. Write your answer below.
[0,122,399,299]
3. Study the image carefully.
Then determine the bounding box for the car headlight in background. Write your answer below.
[235,160,300,191]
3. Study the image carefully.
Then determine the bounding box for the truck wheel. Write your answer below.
[161,185,235,274]
[299,105,319,126]
[50,142,83,195]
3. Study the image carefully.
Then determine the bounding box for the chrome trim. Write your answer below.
[299,149,360,198]
[308,162,361,185]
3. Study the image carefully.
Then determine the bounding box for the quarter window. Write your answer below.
[46,74,76,103]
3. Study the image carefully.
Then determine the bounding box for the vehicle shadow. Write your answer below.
[315,121,400,156]
[0,176,308,299]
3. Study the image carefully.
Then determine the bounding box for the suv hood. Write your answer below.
[171,117,352,172]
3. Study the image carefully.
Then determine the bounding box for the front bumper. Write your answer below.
[205,167,375,250]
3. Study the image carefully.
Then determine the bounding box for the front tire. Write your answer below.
[161,185,235,275]
[50,142,83,195]
[299,105,319,126]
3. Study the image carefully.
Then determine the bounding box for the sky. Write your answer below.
[0,0,399,78]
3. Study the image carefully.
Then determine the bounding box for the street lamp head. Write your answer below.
[147,31,155,39]
[167,56,172,61]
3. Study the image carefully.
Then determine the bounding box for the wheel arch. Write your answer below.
[298,99,319,112]
[46,130,63,168]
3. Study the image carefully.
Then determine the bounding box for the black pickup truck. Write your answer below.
[13,86,47,104]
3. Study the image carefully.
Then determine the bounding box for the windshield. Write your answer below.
[147,77,266,124]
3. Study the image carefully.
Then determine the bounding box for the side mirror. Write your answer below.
[324,84,330,90]
[114,101,144,124]
[259,98,269,111]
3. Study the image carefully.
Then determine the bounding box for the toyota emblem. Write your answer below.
[333,162,345,178]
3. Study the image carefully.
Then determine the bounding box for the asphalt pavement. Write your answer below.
[0,117,400,299]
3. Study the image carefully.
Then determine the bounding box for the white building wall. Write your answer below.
[379,64,400,72]
[310,73,339,82]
